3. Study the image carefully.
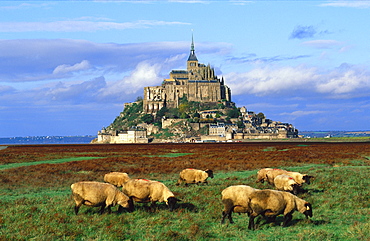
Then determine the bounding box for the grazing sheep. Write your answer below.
[104,172,130,187]
[248,189,312,230]
[122,179,180,211]
[71,181,134,215]
[265,168,289,185]
[176,168,214,186]
[286,171,314,185]
[256,168,273,183]
[273,174,300,195]
[221,185,258,224]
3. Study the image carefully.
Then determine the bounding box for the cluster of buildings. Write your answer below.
[95,37,298,144]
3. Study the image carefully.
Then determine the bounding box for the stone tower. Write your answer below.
[143,36,231,114]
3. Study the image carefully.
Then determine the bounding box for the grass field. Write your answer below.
[0,142,369,240]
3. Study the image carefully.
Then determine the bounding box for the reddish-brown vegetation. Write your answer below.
[0,142,369,189]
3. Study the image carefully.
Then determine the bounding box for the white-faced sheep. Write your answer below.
[221,185,258,224]
[286,171,314,185]
[256,168,273,183]
[176,168,214,186]
[71,181,134,215]
[273,174,300,195]
[104,172,130,187]
[248,189,312,230]
[122,179,180,211]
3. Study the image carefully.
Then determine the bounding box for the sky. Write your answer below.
[1,0,370,137]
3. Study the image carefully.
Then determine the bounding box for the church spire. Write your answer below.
[188,32,198,61]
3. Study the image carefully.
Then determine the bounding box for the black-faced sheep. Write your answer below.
[104,172,130,187]
[221,185,258,224]
[71,181,134,215]
[286,171,314,185]
[122,179,180,211]
[256,168,273,183]
[176,168,214,186]
[273,174,300,195]
[248,189,312,230]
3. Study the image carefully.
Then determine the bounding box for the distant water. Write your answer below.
[0,136,96,145]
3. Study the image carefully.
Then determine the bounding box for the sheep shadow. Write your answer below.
[252,216,323,229]
[177,202,198,212]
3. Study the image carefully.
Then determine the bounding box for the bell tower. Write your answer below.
[187,33,198,72]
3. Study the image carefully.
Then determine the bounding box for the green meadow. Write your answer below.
[1,161,369,240]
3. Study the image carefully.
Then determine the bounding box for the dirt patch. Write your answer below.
[0,142,369,188]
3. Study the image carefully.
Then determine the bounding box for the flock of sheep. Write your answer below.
[221,168,313,230]
[71,167,313,230]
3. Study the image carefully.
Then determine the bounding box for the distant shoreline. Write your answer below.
[0,135,96,145]
[0,131,369,145]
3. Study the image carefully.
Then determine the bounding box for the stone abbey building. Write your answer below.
[143,37,232,114]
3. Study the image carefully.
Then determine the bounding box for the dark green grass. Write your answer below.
[0,157,103,170]
[1,164,369,240]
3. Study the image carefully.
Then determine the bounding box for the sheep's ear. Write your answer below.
[305,203,310,210]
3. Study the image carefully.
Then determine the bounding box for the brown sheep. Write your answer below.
[71,181,134,215]
[221,185,258,224]
[176,168,214,186]
[256,168,273,183]
[104,172,130,187]
[273,174,300,195]
[122,179,180,211]
[248,189,312,230]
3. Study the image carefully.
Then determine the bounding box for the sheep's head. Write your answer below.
[291,183,300,195]
[167,197,181,211]
[303,202,313,218]
[205,169,214,178]
[303,175,314,184]
[117,194,134,212]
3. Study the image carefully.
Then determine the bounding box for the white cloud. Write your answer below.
[302,40,343,49]
[226,64,370,99]
[0,20,190,32]
[316,69,370,95]
[320,1,370,8]
[225,65,318,96]
[100,61,163,98]
[280,110,325,118]
[53,60,91,75]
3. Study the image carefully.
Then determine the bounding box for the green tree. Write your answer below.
[257,112,265,119]
[141,114,154,124]
[227,108,240,118]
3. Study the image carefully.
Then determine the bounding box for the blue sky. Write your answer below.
[1,0,370,137]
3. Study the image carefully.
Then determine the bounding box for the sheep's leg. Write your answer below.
[74,205,81,215]
[282,213,292,227]
[248,215,256,230]
[98,205,105,214]
[221,210,234,224]
[106,205,112,214]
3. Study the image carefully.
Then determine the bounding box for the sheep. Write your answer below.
[248,189,312,230]
[176,168,214,186]
[265,168,289,185]
[273,174,300,195]
[256,168,273,183]
[221,185,258,224]
[104,172,130,187]
[286,171,314,185]
[71,181,134,215]
[122,179,180,211]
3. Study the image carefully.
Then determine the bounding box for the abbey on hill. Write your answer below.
[143,36,232,114]
[94,38,298,144]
